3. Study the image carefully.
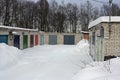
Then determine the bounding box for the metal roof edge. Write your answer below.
[88,16,120,29]
[0,25,38,32]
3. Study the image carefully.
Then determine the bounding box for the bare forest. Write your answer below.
[0,0,120,33]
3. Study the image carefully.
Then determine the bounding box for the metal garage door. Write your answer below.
[49,35,57,45]
[96,37,103,61]
[40,35,44,45]
[14,35,20,48]
[30,35,34,47]
[64,35,75,45]
[23,35,28,49]
[0,35,8,44]
[35,35,38,45]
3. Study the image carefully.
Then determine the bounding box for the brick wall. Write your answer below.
[102,23,120,56]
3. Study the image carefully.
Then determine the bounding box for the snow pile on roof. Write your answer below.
[0,43,22,69]
[73,57,120,80]
[75,39,89,55]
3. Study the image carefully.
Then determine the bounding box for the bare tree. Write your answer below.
[39,0,49,31]
[56,5,66,33]
[3,0,11,26]
[80,1,99,31]
[101,3,120,16]
[71,4,79,33]
[0,0,103,33]
[65,3,79,33]
[10,0,18,27]
[48,0,58,32]
[0,0,4,24]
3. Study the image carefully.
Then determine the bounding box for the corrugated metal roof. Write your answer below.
[88,16,120,29]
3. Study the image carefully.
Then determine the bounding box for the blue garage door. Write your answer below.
[0,35,8,44]
[49,35,57,45]
[64,35,75,45]
[40,35,44,45]
[14,35,20,48]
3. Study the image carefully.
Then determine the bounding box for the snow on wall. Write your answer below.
[0,43,22,69]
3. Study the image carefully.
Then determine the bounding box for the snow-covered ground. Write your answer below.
[0,43,22,70]
[0,39,92,80]
[1,39,120,80]
[73,58,120,80]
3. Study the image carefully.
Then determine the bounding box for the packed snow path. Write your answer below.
[0,43,92,80]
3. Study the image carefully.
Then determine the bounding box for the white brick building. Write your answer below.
[89,16,120,61]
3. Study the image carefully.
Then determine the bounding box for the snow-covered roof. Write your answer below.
[88,16,120,29]
[81,31,89,34]
[0,25,38,32]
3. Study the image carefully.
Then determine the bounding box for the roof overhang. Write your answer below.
[88,16,120,29]
[81,31,89,34]
[0,25,38,32]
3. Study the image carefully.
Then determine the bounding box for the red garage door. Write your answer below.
[30,35,34,47]
[35,35,38,45]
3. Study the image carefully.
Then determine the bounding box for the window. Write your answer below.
[100,26,104,37]
[92,32,95,45]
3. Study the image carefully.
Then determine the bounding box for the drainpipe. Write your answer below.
[109,0,112,38]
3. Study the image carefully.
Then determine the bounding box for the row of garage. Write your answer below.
[0,26,82,49]
[0,34,80,49]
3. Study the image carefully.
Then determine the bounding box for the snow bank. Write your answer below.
[73,39,120,80]
[74,39,93,67]
[0,44,93,80]
[73,57,120,80]
[75,39,89,54]
[0,39,93,80]
[0,43,22,69]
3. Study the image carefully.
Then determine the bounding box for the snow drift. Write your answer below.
[75,39,89,54]
[75,39,92,64]
[0,39,93,80]
[73,57,120,80]
[0,43,22,69]
[73,39,120,80]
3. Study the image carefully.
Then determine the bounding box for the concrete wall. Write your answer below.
[0,28,82,49]
[75,33,82,44]
[42,33,82,45]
